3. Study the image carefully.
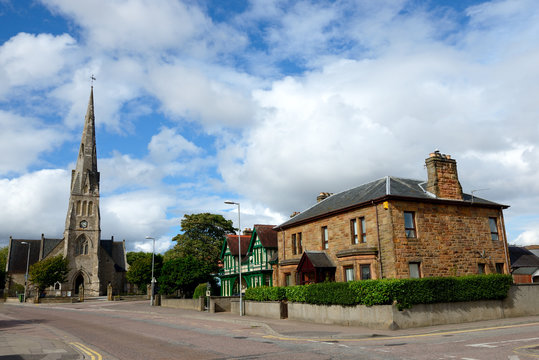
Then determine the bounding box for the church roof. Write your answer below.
[111,242,127,272]
[42,237,63,258]
[7,239,41,273]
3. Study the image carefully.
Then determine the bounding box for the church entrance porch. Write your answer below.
[73,273,85,295]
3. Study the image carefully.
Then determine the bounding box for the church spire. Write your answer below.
[71,87,99,195]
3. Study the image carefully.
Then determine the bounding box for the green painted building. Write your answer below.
[219,225,278,296]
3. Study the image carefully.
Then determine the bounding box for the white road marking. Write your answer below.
[508,356,520,360]
[467,337,539,348]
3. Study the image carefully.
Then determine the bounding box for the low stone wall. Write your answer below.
[244,301,286,319]
[209,296,237,313]
[502,284,539,317]
[246,284,539,330]
[37,297,78,304]
[161,297,204,311]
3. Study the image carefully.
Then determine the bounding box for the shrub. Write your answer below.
[193,283,207,299]
[244,274,513,309]
[304,282,356,305]
[245,286,286,301]
[285,285,307,303]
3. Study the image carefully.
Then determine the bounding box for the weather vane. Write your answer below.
[91,75,96,86]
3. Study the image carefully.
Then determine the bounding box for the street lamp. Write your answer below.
[145,236,156,306]
[224,201,242,316]
[20,242,30,303]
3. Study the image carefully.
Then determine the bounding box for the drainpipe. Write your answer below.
[499,210,510,274]
[373,201,383,278]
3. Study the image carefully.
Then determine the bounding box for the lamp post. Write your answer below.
[145,236,156,306]
[20,242,30,303]
[224,201,242,316]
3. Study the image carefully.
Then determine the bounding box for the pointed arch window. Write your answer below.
[82,201,87,216]
[80,143,85,156]
[88,201,93,216]
[76,235,89,255]
[76,201,82,215]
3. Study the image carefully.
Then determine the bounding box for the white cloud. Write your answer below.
[0,110,67,175]
[148,127,201,163]
[147,62,256,130]
[99,152,159,193]
[0,32,76,95]
[40,0,246,57]
[513,227,539,246]
[0,169,69,242]
[51,57,147,131]
[100,190,177,242]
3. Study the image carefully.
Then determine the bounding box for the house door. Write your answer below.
[74,274,84,294]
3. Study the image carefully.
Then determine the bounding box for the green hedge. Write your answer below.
[244,274,513,309]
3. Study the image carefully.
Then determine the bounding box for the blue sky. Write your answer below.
[1,0,538,253]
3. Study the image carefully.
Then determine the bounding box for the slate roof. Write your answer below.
[42,238,63,258]
[100,239,114,257]
[526,245,539,258]
[111,242,127,272]
[509,246,539,269]
[7,239,41,273]
[303,251,335,268]
[253,225,278,249]
[277,176,506,229]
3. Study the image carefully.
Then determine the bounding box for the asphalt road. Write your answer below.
[1,300,538,360]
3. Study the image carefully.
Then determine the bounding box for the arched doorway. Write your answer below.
[74,274,84,294]
[232,276,248,295]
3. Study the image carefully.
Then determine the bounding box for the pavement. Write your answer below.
[2,299,539,360]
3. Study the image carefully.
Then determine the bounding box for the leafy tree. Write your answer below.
[28,255,69,292]
[158,256,213,297]
[0,246,8,289]
[126,251,149,266]
[170,213,235,272]
[126,253,163,291]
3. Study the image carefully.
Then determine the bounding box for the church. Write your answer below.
[4,87,128,297]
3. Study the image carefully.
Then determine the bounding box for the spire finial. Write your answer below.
[91,74,96,87]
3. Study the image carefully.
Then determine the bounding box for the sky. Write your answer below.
[1,0,538,253]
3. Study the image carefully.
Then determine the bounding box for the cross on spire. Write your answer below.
[91,75,96,87]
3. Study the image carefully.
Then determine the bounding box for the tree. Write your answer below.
[126,251,149,266]
[126,253,163,291]
[28,255,69,292]
[169,213,235,272]
[158,256,213,297]
[0,246,8,289]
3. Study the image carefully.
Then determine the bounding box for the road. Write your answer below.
[1,300,538,359]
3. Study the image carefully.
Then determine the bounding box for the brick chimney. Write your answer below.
[425,150,463,200]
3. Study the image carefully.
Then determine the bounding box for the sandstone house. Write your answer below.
[273,151,510,286]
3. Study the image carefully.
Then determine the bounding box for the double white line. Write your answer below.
[70,342,103,360]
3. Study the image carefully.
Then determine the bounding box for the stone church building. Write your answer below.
[5,88,128,297]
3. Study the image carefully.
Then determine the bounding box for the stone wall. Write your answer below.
[160,297,204,311]
[209,296,236,313]
[244,285,539,330]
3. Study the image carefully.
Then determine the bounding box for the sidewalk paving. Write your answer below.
[0,303,82,360]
